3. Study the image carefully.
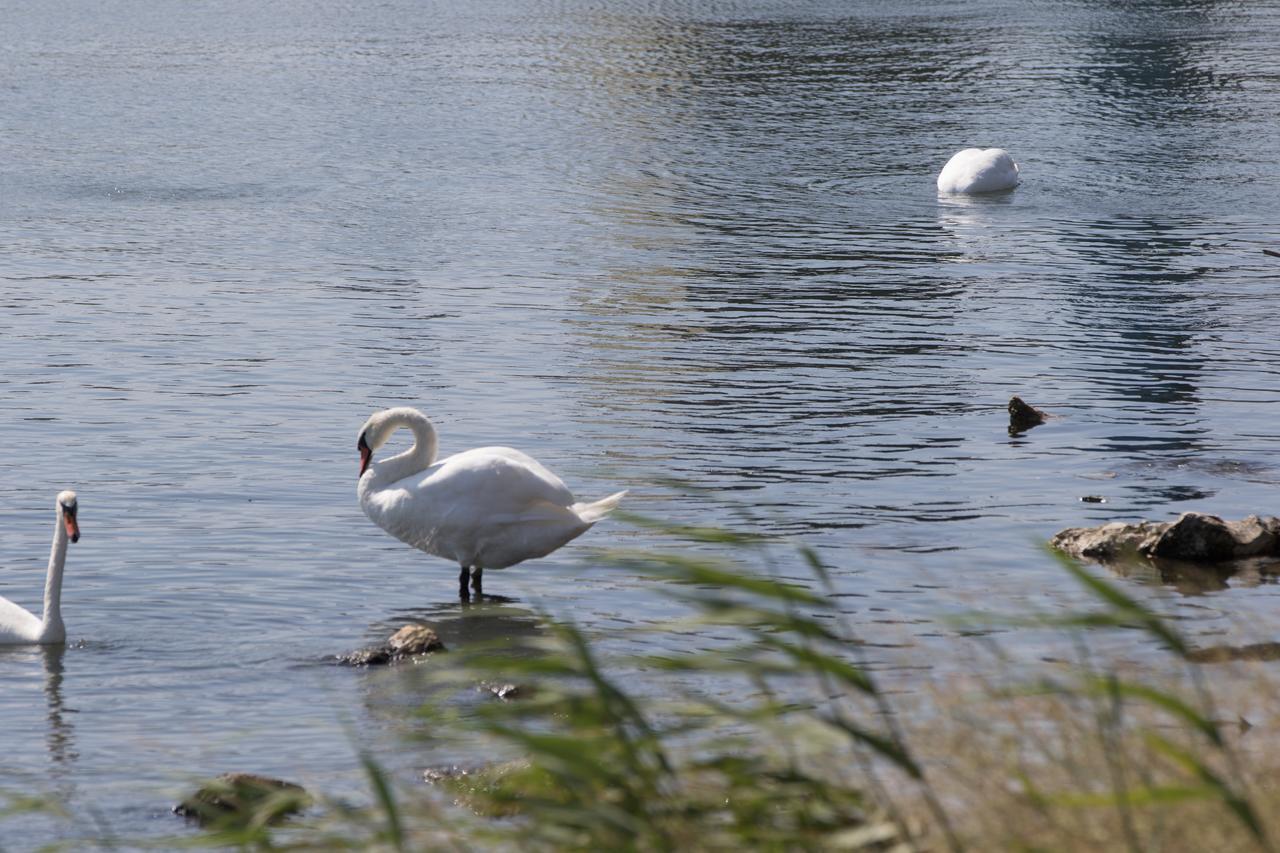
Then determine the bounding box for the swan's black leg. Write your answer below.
[470,567,483,597]
[459,565,471,600]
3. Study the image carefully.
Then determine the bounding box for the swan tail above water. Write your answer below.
[572,490,628,524]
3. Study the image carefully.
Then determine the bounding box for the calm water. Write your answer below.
[4,0,1280,845]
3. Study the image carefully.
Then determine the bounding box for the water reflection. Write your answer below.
[1075,0,1239,130]
[358,599,548,730]
[0,644,78,770]
[1107,555,1280,597]
[40,645,77,769]
[387,598,546,651]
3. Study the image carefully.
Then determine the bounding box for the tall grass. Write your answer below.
[6,517,1280,851]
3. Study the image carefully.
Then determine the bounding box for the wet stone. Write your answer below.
[389,625,445,655]
[422,760,530,818]
[173,772,309,825]
[423,765,474,785]
[1008,396,1050,435]
[1188,642,1280,664]
[336,624,446,666]
[1051,512,1280,565]
[480,681,530,701]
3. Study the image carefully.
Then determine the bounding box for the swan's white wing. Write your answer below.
[409,446,576,510]
[371,446,587,566]
[0,595,41,643]
[937,148,1019,193]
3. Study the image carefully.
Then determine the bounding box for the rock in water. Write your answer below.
[173,773,309,826]
[336,624,446,666]
[1188,642,1280,664]
[480,681,531,701]
[388,624,444,655]
[1051,512,1280,564]
[1008,396,1049,434]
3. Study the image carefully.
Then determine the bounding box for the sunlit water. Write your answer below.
[3,0,1280,845]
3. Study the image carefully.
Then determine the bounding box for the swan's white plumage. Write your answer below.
[0,596,43,641]
[357,408,625,574]
[937,148,1020,194]
[0,491,79,646]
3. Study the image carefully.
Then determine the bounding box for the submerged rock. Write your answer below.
[173,772,309,825]
[1051,512,1280,564]
[1188,642,1280,664]
[423,764,475,785]
[1008,396,1050,434]
[423,760,531,817]
[479,681,531,701]
[336,624,446,666]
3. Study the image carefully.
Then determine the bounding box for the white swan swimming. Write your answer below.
[356,407,626,598]
[0,491,80,645]
[937,148,1020,194]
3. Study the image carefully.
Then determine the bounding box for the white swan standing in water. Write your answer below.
[0,491,80,645]
[937,148,1020,193]
[356,408,626,598]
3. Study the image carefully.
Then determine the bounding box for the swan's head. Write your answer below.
[355,409,399,473]
[56,490,79,544]
[358,407,437,473]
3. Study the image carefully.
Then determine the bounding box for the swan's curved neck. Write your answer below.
[41,514,68,641]
[369,409,439,488]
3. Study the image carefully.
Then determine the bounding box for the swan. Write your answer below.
[0,491,80,645]
[936,148,1020,194]
[356,407,626,598]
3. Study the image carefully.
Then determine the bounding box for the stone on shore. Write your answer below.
[1051,512,1280,564]
[173,772,310,825]
[336,624,446,666]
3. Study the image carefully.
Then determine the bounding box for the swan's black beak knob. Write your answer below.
[358,433,372,477]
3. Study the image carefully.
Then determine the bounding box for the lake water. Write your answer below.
[4,0,1280,845]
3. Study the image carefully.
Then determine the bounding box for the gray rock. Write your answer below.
[1188,642,1280,664]
[388,624,444,655]
[480,681,530,701]
[336,624,446,666]
[1051,512,1280,565]
[1008,396,1050,434]
[173,772,309,825]
[423,764,474,785]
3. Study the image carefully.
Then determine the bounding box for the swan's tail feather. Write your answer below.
[573,490,628,524]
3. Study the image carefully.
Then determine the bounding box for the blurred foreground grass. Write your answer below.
[6,517,1280,852]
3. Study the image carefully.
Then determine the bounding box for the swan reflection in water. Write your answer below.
[0,643,78,770]
[40,645,77,768]
[379,596,546,655]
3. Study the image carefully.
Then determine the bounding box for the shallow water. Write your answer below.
[3,0,1280,845]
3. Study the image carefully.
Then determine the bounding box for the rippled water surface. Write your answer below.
[4,0,1280,845]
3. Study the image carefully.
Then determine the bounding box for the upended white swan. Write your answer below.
[356,407,626,598]
[0,491,80,645]
[937,148,1020,194]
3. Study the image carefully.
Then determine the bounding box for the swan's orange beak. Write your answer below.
[358,434,372,477]
[64,508,80,543]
